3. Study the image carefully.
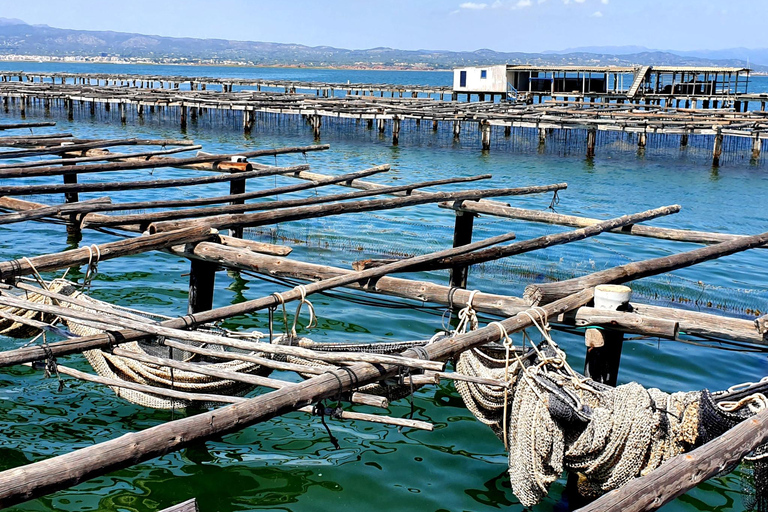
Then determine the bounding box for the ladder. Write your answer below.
[627,66,651,98]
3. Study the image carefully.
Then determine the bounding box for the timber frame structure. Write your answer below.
[0,120,765,510]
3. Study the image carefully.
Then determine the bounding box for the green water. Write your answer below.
[1,69,768,511]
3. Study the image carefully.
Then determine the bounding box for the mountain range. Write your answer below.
[1,18,766,72]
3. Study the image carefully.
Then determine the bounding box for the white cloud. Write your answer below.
[459,2,488,9]
[591,10,603,16]
[601,0,609,3]
[574,0,586,3]
[516,0,532,7]
[492,0,503,7]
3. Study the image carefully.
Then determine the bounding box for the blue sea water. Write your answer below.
[0,63,766,511]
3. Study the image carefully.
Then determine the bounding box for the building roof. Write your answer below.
[505,65,638,73]
[649,66,750,73]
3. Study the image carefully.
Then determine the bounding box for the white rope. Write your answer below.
[290,284,317,339]
[456,290,480,334]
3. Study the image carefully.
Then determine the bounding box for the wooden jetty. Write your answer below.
[2,69,768,166]
[0,120,766,510]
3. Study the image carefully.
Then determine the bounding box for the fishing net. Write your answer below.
[452,304,766,507]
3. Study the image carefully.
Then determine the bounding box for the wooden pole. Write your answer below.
[147,184,568,233]
[0,226,215,280]
[575,407,768,512]
[713,128,723,167]
[524,229,768,305]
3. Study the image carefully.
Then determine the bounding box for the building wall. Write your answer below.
[452,65,507,93]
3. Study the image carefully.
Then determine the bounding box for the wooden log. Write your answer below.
[0,145,201,170]
[0,228,522,367]
[0,139,140,160]
[0,165,309,197]
[439,200,768,248]
[524,230,768,305]
[424,205,681,271]
[0,197,112,226]
[82,174,492,229]
[216,235,291,256]
[0,122,56,130]
[0,145,329,179]
[757,314,768,336]
[563,307,679,339]
[575,407,768,512]
[0,133,74,145]
[147,184,567,233]
[0,226,216,280]
[0,289,593,507]
[294,406,434,431]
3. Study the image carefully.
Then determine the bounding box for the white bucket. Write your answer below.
[594,284,632,310]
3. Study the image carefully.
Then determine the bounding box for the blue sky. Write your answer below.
[2,0,765,52]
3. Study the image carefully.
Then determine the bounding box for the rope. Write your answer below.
[82,245,101,288]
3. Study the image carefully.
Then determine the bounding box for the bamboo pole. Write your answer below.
[0,122,56,130]
[0,289,593,507]
[524,230,768,305]
[147,184,568,233]
[0,139,141,160]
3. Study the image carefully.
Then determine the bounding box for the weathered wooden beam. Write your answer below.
[0,226,216,280]
[147,184,567,233]
[524,230,768,305]
[0,165,309,197]
[437,201,767,248]
[0,145,201,169]
[81,173,492,229]
[0,197,111,226]
[575,407,768,512]
[0,122,56,130]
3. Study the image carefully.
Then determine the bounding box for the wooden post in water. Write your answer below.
[392,116,401,146]
[311,114,321,139]
[453,120,461,141]
[449,211,476,289]
[637,131,647,149]
[586,128,596,158]
[583,285,630,387]
[752,134,762,161]
[432,120,439,131]
[713,128,723,167]
[680,132,689,148]
[188,259,217,314]
[119,103,126,124]
[229,165,247,239]
[480,120,491,151]
[179,105,187,131]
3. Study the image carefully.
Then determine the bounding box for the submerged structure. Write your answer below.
[0,118,765,511]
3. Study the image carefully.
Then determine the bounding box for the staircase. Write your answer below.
[627,66,651,98]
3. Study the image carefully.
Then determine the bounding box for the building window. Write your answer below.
[480,70,488,79]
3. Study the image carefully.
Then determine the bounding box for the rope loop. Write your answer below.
[290,285,317,339]
[83,244,101,288]
[456,290,480,334]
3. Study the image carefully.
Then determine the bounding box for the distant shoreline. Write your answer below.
[0,55,452,73]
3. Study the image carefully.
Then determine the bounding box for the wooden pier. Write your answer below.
[2,70,768,166]
[0,119,766,510]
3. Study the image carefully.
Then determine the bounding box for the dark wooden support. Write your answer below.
[188,258,218,314]
[480,121,491,151]
[680,133,689,147]
[179,106,187,131]
[229,174,247,238]
[752,134,762,160]
[453,120,461,140]
[713,128,723,167]
[449,211,476,289]
[586,128,596,158]
[638,131,647,149]
[392,116,401,146]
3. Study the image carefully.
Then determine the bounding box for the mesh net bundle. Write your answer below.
[455,339,764,507]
